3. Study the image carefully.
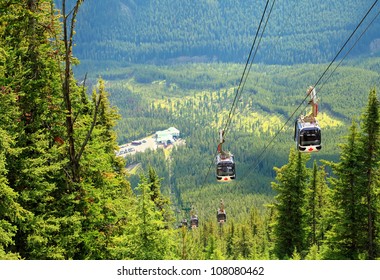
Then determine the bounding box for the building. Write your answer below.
[155,127,180,145]
[166,127,180,137]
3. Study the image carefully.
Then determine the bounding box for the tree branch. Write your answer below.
[75,91,102,163]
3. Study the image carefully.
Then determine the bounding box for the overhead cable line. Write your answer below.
[201,0,276,187]
[237,0,380,186]
[318,6,380,94]
[224,0,276,138]
[311,0,379,92]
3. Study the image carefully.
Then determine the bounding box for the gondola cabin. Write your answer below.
[216,153,236,181]
[181,218,188,228]
[217,209,227,223]
[190,215,199,228]
[294,120,322,152]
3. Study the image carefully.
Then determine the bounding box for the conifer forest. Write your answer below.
[1,0,380,260]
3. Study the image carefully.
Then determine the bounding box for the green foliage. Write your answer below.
[272,149,310,259]
[100,61,380,209]
[0,139,27,260]
[305,161,331,249]
[72,0,380,66]
[114,174,175,260]
[305,244,322,260]
[2,0,380,261]
[357,88,380,259]
[324,89,380,259]
[1,0,135,260]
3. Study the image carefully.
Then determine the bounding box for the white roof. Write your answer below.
[156,127,180,137]
[167,127,180,133]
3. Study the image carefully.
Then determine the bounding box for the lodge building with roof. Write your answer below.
[155,127,180,146]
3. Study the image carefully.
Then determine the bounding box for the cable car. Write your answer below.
[190,215,199,228]
[294,86,322,153]
[217,209,227,223]
[216,130,236,181]
[294,120,322,152]
[216,152,236,181]
[181,218,188,228]
[217,199,227,223]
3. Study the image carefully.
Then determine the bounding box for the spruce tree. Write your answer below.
[358,88,380,259]
[113,172,174,260]
[0,103,30,259]
[204,235,224,260]
[271,148,310,259]
[248,206,269,259]
[326,89,380,259]
[305,161,331,252]
[225,221,236,258]
[147,165,172,225]
[324,121,366,259]
[70,79,134,259]
[1,0,78,259]
[1,1,135,259]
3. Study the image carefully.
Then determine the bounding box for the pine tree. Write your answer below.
[225,221,236,258]
[204,235,224,260]
[248,206,271,259]
[236,224,253,259]
[0,27,26,258]
[69,79,134,259]
[271,148,310,259]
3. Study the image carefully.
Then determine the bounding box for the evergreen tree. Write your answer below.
[325,89,380,259]
[0,106,30,259]
[70,79,134,259]
[0,30,27,259]
[324,121,367,259]
[358,88,380,259]
[1,0,79,259]
[204,235,224,260]
[305,161,331,252]
[271,148,310,259]
[147,165,172,225]
[177,224,205,260]
[236,224,253,259]
[248,206,271,259]
[1,0,135,259]
[114,173,174,260]
[225,221,236,258]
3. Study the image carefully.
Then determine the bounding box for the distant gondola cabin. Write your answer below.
[190,215,199,228]
[181,219,188,227]
[217,209,227,223]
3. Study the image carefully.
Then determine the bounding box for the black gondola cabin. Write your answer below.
[190,215,199,228]
[217,209,227,223]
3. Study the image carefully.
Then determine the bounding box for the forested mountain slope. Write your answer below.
[70,0,380,66]
[101,61,380,216]
[2,0,380,261]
